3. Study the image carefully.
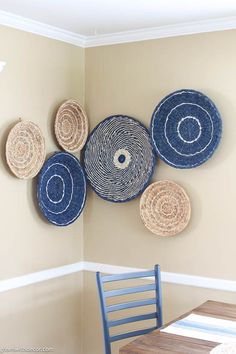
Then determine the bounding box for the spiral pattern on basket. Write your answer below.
[6,121,45,179]
[140,181,191,236]
[55,99,88,152]
[37,152,86,226]
[83,115,156,202]
[151,89,222,168]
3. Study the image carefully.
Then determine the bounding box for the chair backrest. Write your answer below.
[96,264,162,354]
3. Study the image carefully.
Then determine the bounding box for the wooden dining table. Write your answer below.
[119,300,236,353]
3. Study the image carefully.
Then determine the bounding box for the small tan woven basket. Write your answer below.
[54,99,89,152]
[140,180,191,237]
[6,120,46,179]
[210,343,236,353]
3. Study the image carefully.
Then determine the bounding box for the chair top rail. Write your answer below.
[110,326,157,342]
[108,312,157,327]
[106,298,156,313]
[104,283,156,298]
[102,270,155,283]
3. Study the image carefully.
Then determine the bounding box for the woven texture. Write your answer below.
[6,120,45,179]
[140,180,191,236]
[55,99,88,152]
[211,343,236,353]
[151,89,222,168]
[83,115,156,202]
[37,152,86,226]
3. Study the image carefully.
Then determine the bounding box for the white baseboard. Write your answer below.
[0,261,235,294]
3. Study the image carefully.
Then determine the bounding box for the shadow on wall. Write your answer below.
[0,120,18,176]
[27,176,47,224]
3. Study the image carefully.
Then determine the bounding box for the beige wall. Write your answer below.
[84,30,236,353]
[0,25,84,353]
[0,272,83,354]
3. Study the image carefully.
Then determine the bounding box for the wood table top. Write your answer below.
[119,300,236,354]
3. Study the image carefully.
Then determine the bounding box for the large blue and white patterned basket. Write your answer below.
[83,115,156,202]
[151,89,222,168]
[37,152,86,226]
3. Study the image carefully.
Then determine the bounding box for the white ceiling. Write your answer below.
[0,0,236,36]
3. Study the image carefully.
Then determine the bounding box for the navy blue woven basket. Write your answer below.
[37,152,86,226]
[151,89,222,168]
[83,115,156,202]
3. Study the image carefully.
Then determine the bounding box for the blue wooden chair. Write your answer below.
[96,265,163,354]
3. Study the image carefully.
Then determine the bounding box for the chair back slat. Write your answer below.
[108,312,157,327]
[107,298,156,313]
[110,326,158,342]
[102,270,155,283]
[104,283,155,298]
[96,264,162,354]
[154,264,163,328]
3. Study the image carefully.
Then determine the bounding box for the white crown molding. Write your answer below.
[1,261,236,294]
[85,16,236,47]
[0,10,236,48]
[0,10,86,47]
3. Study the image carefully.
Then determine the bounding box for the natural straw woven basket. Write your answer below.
[211,343,236,353]
[140,180,191,237]
[54,99,89,152]
[6,120,46,179]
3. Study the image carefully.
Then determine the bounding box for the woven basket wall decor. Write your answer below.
[211,343,236,353]
[55,99,89,152]
[140,180,191,236]
[151,89,222,168]
[37,152,86,226]
[6,120,45,179]
[83,115,156,202]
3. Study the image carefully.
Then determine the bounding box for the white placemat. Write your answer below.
[210,343,236,353]
[161,314,236,343]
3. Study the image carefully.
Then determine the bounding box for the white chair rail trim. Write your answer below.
[0,261,236,294]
